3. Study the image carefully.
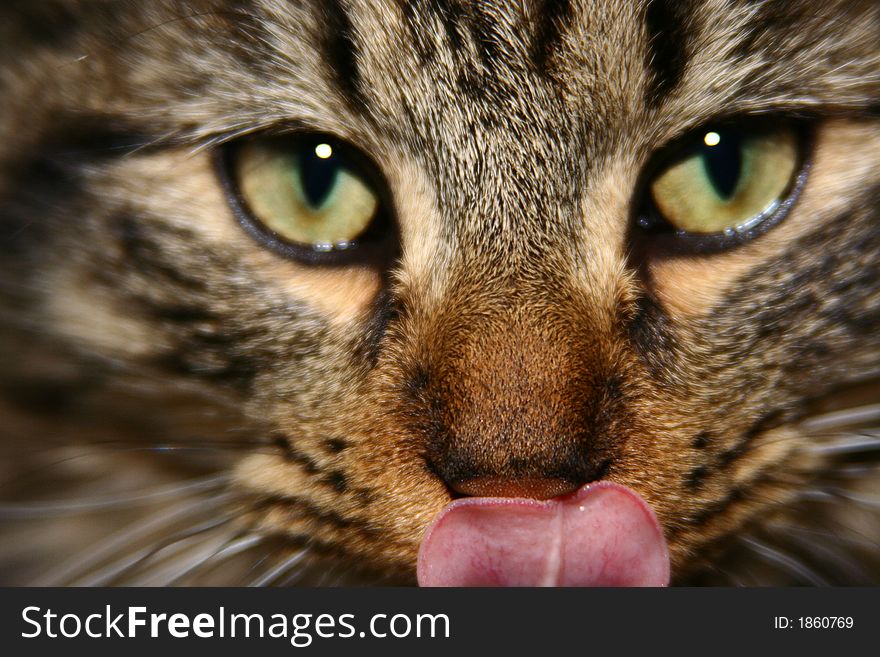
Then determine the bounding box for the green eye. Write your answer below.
[226,134,393,262]
[647,124,802,238]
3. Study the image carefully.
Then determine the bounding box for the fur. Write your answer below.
[1,0,879,585]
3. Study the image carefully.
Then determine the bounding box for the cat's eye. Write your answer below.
[638,121,809,251]
[220,134,396,264]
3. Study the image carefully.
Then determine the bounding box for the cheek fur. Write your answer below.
[0,0,878,587]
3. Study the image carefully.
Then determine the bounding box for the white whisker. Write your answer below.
[163,532,267,586]
[0,475,228,518]
[801,404,880,432]
[831,463,880,479]
[816,486,880,509]
[36,492,233,586]
[739,537,830,586]
[75,514,238,586]
[782,526,870,582]
[249,547,311,587]
[808,434,880,457]
[127,528,245,586]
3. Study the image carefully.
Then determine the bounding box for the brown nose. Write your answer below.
[450,476,581,500]
[416,309,618,504]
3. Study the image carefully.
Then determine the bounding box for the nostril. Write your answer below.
[449,476,582,501]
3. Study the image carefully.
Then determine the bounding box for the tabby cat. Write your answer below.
[1,0,879,586]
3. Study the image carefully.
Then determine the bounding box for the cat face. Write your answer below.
[0,0,878,585]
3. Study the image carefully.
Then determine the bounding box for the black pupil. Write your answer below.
[702,130,742,200]
[299,144,340,209]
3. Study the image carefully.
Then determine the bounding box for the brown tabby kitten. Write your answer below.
[0,0,879,586]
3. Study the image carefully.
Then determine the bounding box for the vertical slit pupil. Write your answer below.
[300,145,340,209]
[702,130,742,200]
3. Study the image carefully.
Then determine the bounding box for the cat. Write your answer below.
[0,0,878,586]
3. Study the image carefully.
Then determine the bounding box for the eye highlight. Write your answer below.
[638,121,809,251]
[221,134,396,265]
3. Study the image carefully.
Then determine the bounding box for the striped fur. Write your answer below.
[0,0,879,585]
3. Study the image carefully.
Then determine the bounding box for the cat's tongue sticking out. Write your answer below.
[417,482,669,587]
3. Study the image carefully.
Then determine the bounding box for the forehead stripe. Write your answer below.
[643,0,693,107]
[307,0,368,113]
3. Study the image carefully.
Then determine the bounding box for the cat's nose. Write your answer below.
[413,311,619,503]
[431,450,611,501]
[448,476,581,500]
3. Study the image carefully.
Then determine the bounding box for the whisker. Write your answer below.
[796,507,880,552]
[36,492,233,586]
[739,537,830,586]
[125,529,242,587]
[781,526,871,583]
[801,405,880,432]
[75,512,239,587]
[0,474,228,519]
[163,532,268,586]
[698,562,751,587]
[830,463,880,479]
[0,440,277,493]
[313,560,343,587]
[812,486,880,509]
[249,547,311,587]
[807,433,880,457]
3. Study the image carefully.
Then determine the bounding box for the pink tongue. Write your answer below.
[417,482,669,587]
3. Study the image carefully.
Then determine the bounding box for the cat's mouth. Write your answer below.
[417,481,670,587]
